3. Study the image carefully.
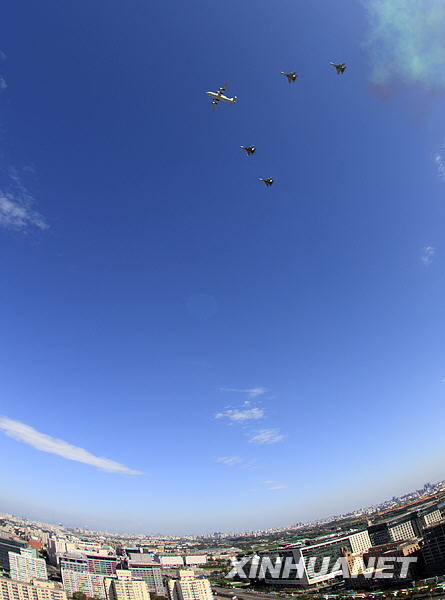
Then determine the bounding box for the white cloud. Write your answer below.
[216,456,243,466]
[0,78,7,92]
[435,154,445,180]
[261,480,287,491]
[421,246,435,266]
[220,387,267,398]
[249,428,285,445]
[0,417,142,475]
[215,407,264,422]
[0,193,48,230]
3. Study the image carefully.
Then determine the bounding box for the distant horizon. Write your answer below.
[2,477,443,538]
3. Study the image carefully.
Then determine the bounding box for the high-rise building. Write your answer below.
[0,533,29,571]
[420,520,445,576]
[127,554,164,596]
[167,570,212,600]
[418,506,443,529]
[0,577,66,600]
[247,530,371,587]
[9,549,48,584]
[59,553,119,576]
[60,552,121,600]
[104,570,150,600]
[85,554,119,576]
[368,506,443,547]
[61,569,108,600]
[367,523,391,547]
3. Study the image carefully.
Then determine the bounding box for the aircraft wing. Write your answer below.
[219,82,229,94]
[212,99,220,112]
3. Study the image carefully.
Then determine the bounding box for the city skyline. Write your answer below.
[1,0,445,534]
[2,479,444,538]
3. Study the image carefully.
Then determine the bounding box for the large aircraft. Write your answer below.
[330,62,346,74]
[259,178,274,187]
[206,82,237,111]
[281,71,298,83]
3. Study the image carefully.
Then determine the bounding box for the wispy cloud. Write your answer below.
[261,480,288,491]
[0,194,47,231]
[216,456,243,466]
[215,407,264,422]
[0,417,142,475]
[421,246,435,266]
[249,428,285,445]
[0,78,7,92]
[0,168,48,231]
[362,0,445,91]
[220,387,267,399]
[435,153,445,180]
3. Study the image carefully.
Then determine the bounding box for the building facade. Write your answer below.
[61,569,108,600]
[167,570,212,600]
[0,533,29,572]
[9,549,48,584]
[0,578,66,600]
[421,521,445,576]
[104,570,150,600]
[60,553,119,600]
[127,555,164,596]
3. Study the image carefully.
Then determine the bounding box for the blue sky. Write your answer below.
[1,0,445,535]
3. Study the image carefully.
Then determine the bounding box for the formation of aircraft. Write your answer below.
[206,63,346,187]
[281,71,298,83]
[241,145,256,156]
[205,82,237,112]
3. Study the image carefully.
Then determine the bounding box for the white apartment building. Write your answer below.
[61,570,107,600]
[167,570,212,600]
[349,531,372,554]
[9,550,48,584]
[104,570,149,600]
[0,578,66,600]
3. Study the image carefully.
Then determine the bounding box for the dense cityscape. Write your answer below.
[1,480,445,600]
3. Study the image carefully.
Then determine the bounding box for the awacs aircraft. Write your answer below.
[206,82,237,111]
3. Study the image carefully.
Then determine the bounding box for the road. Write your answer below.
[214,586,288,600]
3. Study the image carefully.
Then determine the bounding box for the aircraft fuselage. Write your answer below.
[206,91,237,103]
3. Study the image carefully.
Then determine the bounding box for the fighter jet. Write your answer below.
[205,82,237,111]
[259,178,274,187]
[241,145,256,156]
[281,72,298,83]
[330,62,346,74]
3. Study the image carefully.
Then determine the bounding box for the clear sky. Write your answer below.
[1,0,445,535]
